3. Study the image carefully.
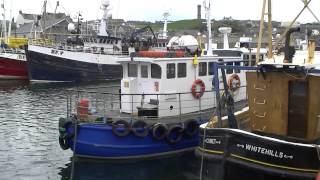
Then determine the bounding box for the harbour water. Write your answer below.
[0,80,201,180]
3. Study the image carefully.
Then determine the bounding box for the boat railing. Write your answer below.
[66,86,248,124]
[29,39,129,56]
[0,47,25,54]
[29,38,55,47]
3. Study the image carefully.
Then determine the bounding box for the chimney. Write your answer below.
[197,5,201,19]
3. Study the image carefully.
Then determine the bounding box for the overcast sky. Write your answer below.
[7,0,320,23]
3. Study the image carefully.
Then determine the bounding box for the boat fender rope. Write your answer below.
[131,120,149,138]
[152,123,168,140]
[166,124,184,144]
[112,120,131,137]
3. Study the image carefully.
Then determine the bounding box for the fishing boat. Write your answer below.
[25,1,123,82]
[0,2,29,80]
[0,47,27,80]
[197,17,320,180]
[57,1,251,159]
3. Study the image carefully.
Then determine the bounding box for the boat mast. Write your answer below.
[160,12,169,39]
[7,3,11,40]
[203,0,213,56]
[1,0,7,44]
[256,0,273,64]
[98,0,110,36]
[42,0,47,37]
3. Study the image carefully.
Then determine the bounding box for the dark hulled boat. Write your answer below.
[25,1,124,82]
[26,41,123,82]
[197,30,320,179]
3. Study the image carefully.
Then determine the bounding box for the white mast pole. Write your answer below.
[98,0,110,36]
[7,0,11,41]
[2,0,7,44]
[204,0,213,56]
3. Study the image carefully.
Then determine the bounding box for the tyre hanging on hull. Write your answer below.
[112,120,131,137]
[58,117,74,150]
[152,123,168,140]
[59,137,70,150]
[184,119,199,137]
[166,124,184,144]
[131,120,149,138]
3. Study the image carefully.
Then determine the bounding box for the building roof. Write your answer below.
[16,16,72,34]
[19,10,68,21]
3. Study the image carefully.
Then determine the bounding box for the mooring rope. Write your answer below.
[70,116,78,180]
[199,104,218,180]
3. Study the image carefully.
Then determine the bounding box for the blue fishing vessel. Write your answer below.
[57,2,251,159]
[58,46,248,159]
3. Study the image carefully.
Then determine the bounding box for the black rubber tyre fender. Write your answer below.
[152,123,168,140]
[166,124,184,144]
[184,119,199,137]
[59,137,69,150]
[112,120,131,137]
[58,117,74,138]
[131,120,149,138]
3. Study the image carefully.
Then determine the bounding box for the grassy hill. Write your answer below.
[135,19,204,32]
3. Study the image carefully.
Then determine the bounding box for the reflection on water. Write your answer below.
[60,153,200,180]
[0,80,201,180]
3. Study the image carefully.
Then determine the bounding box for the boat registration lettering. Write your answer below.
[237,143,293,159]
[51,49,64,55]
[205,138,221,145]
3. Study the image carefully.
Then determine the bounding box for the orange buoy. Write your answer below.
[191,79,206,99]
[77,99,89,119]
[137,51,185,58]
[227,74,241,91]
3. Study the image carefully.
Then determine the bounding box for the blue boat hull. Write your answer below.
[64,123,199,159]
[25,48,122,82]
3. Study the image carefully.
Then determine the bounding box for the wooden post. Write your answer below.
[267,0,273,59]
[256,0,266,65]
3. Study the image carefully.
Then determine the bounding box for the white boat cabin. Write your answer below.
[117,49,247,117]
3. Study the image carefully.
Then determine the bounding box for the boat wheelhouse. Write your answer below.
[118,49,247,117]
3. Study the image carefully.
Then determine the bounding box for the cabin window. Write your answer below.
[199,62,207,76]
[128,64,138,77]
[177,63,186,78]
[208,62,214,75]
[141,65,148,78]
[234,62,240,73]
[226,62,233,74]
[151,64,161,79]
[252,55,256,60]
[167,63,176,79]
[260,55,264,62]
